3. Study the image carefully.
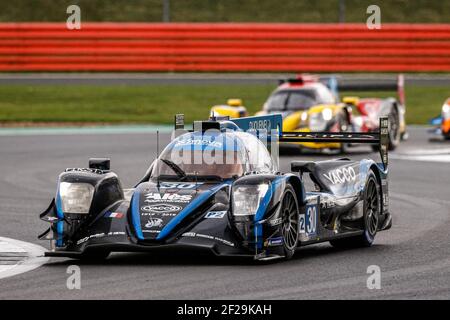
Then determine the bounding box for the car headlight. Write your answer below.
[301,112,308,121]
[299,111,308,126]
[309,109,333,131]
[59,182,94,214]
[309,113,326,131]
[352,116,364,130]
[232,184,269,216]
[322,108,333,121]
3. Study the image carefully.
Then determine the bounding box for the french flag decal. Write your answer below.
[105,212,124,219]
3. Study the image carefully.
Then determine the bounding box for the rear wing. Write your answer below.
[172,114,389,170]
[280,117,389,170]
[229,114,388,170]
[279,74,340,101]
[280,74,404,106]
[338,74,405,106]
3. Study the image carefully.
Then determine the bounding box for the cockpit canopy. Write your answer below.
[151,130,276,181]
[264,83,336,113]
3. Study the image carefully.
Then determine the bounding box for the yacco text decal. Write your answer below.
[323,167,356,185]
[141,204,182,213]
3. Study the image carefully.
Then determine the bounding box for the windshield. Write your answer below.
[151,133,246,181]
[266,90,317,112]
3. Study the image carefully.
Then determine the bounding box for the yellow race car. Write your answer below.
[211,74,406,152]
[210,99,248,119]
[256,75,351,152]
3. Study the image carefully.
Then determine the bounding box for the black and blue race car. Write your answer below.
[39,114,392,261]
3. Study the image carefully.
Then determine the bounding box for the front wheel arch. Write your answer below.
[286,175,305,207]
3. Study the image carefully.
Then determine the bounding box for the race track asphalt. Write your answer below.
[0,127,449,299]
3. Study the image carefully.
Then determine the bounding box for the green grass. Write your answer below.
[0,84,274,124]
[0,84,447,125]
[2,0,450,23]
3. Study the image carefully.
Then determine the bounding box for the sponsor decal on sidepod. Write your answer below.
[323,167,356,185]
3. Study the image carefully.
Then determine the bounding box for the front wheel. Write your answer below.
[330,171,381,248]
[280,185,299,260]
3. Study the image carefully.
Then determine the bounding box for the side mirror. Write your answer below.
[343,96,360,106]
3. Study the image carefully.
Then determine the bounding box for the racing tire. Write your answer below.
[387,107,401,151]
[329,171,381,249]
[372,107,400,152]
[76,251,110,262]
[338,112,351,154]
[280,185,299,260]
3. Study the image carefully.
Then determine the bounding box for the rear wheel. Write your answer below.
[330,171,380,248]
[387,107,401,150]
[371,106,401,152]
[338,112,351,154]
[280,185,299,260]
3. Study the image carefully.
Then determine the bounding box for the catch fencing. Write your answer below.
[0,23,449,72]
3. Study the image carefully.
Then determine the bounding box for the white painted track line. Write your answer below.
[390,147,450,163]
[391,154,450,163]
[0,237,49,280]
